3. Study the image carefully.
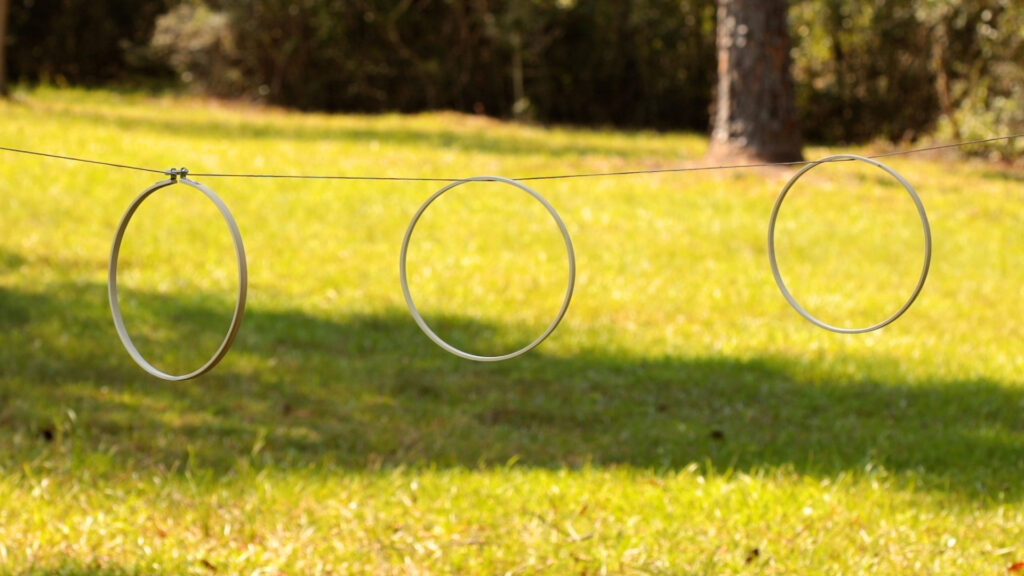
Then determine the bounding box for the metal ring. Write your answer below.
[399,175,576,361]
[108,178,247,380]
[767,154,931,333]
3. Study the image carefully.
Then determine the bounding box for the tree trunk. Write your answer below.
[708,0,802,162]
[0,0,9,97]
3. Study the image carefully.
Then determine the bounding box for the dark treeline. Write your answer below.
[6,0,1022,146]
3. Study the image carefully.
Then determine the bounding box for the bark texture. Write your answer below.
[709,0,802,162]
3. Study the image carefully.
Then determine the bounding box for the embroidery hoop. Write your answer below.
[399,176,575,361]
[108,174,247,379]
[767,154,932,334]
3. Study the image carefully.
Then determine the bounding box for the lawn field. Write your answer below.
[1,87,1023,574]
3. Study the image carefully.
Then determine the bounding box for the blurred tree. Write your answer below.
[788,0,1021,159]
[790,1,938,143]
[709,0,802,161]
[150,2,239,94]
[7,0,171,86]
[0,0,8,96]
[2,0,1016,152]
[144,0,713,130]
[924,0,1023,160]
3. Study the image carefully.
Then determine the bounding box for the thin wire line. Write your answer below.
[0,145,167,175]
[187,158,814,180]
[868,133,1021,158]
[518,159,810,181]
[518,133,1023,180]
[189,172,456,182]
[1,133,1019,182]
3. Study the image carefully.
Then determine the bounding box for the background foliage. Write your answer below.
[790,0,1024,149]
[5,0,1024,151]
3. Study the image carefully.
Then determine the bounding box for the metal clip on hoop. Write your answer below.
[108,171,248,380]
[399,175,576,361]
[767,154,932,334]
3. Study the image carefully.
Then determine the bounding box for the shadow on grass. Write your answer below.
[1,278,1022,500]
[0,249,27,273]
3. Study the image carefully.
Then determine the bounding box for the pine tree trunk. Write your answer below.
[0,0,9,97]
[709,0,802,162]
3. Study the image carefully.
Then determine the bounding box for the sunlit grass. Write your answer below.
[1,86,1023,574]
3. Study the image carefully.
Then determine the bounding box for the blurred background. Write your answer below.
[1,0,1021,156]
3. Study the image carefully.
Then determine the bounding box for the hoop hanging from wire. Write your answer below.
[399,175,576,361]
[767,154,932,334]
[108,172,248,380]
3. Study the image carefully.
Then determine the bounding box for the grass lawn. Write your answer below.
[1,87,1023,574]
